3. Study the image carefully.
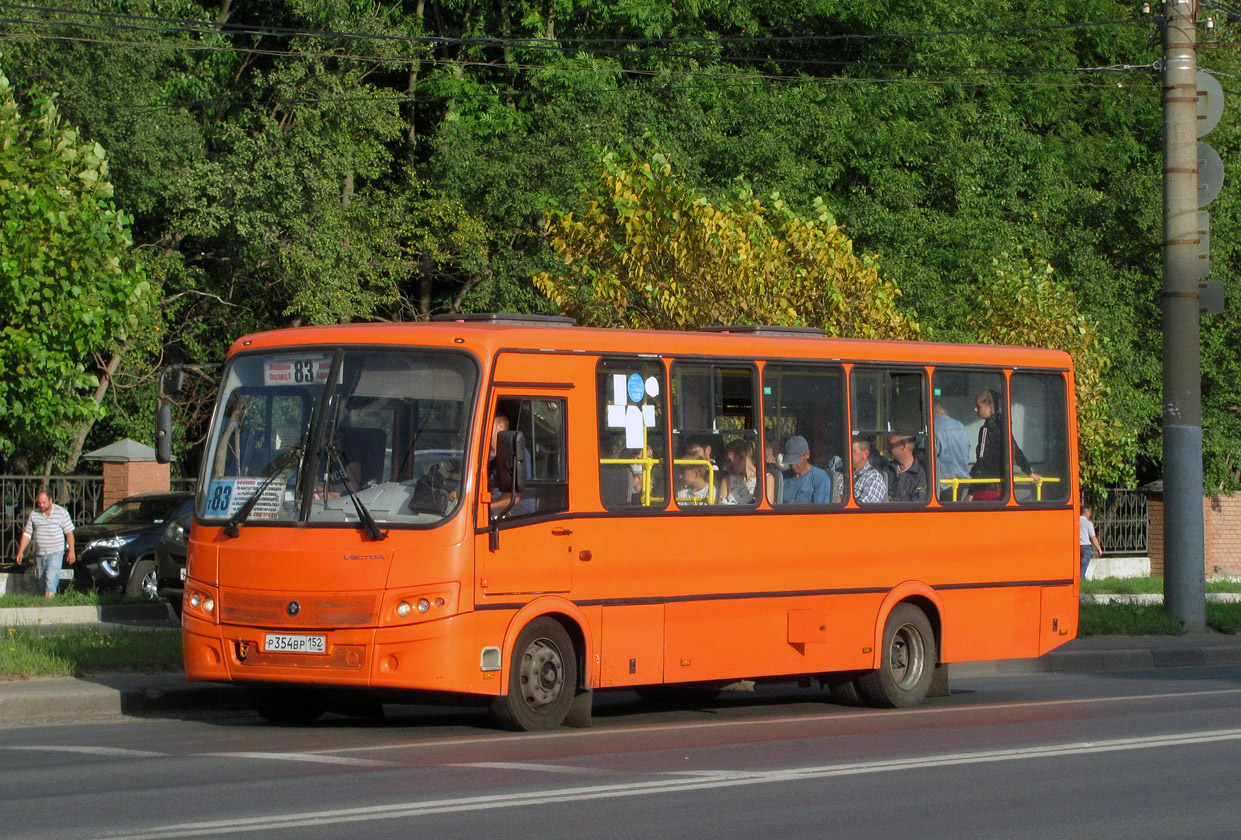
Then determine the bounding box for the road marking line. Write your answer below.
[3,746,164,758]
[205,751,394,767]
[452,761,609,774]
[319,686,1241,756]
[95,727,1241,840]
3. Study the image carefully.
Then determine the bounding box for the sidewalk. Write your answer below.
[2,632,1240,728]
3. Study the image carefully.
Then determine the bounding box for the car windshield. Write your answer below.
[94,497,187,527]
[198,348,477,528]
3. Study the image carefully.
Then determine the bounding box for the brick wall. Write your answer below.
[1147,493,1241,578]
[101,461,171,509]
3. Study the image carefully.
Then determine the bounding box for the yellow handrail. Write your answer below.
[937,475,1061,502]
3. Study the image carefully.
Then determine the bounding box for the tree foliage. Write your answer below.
[535,149,921,338]
[3,1,1238,493]
[0,66,150,465]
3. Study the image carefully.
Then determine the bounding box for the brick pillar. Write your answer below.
[101,460,171,509]
[1147,496,1164,578]
[1204,493,1241,577]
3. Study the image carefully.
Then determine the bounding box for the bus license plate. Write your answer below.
[263,633,326,654]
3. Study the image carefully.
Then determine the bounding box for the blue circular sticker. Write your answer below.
[627,373,645,403]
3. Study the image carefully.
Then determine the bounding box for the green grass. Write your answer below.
[1081,576,1241,595]
[1080,601,1241,636]
[0,591,147,609]
[0,626,182,679]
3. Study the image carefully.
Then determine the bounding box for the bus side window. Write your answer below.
[762,363,847,506]
[933,369,1008,503]
[1011,372,1070,504]
[850,367,929,506]
[671,363,758,508]
[491,397,568,518]
[597,359,669,510]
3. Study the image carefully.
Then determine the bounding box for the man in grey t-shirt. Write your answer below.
[15,490,76,597]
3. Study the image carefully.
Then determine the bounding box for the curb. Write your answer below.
[0,675,247,728]
[0,603,175,628]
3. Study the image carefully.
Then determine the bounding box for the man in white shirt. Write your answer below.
[15,490,76,597]
[1079,504,1102,580]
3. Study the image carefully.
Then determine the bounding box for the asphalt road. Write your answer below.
[3,666,1241,840]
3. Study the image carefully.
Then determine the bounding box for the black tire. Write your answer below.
[249,685,328,725]
[490,618,577,731]
[125,559,159,600]
[824,672,865,706]
[857,604,937,708]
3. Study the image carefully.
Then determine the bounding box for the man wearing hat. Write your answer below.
[779,435,831,504]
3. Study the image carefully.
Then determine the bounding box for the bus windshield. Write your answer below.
[198,348,478,528]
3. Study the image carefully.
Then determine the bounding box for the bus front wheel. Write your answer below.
[490,618,577,731]
[857,604,936,708]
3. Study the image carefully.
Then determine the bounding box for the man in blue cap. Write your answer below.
[779,435,831,504]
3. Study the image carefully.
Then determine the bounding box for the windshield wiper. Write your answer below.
[223,441,305,538]
[325,439,388,542]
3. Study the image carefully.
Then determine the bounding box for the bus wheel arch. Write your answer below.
[490,615,579,731]
[858,601,939,708]
[870,584,943,670]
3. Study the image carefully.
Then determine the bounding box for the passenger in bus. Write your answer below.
[683,435,720,476]
[887,435,927,502]
[969,389,1041,502]
[778,436,831,504]
[933,399,971,501]
[719,438,767,505]
[850,437,889,504]
[677,462,714,504]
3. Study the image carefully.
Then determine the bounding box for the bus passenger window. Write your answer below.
[849,367,928,506]
[671,363,758,508]
[763,364,847,506]
[597,359,668,510]
[933,369,1011,503]
[1011,372,1070,504]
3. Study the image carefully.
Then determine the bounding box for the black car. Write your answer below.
[73,492,194,600]
[155,503,193,617]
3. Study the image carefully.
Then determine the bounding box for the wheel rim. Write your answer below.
[518,636,564,711]
[141,569,159,600]
[888,622,926,689]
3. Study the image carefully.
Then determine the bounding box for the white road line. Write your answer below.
[319,686,1241,756]
[452,761,610,775]
[3,746,164,758]
[206,752,394,767]
[96,728,1241,840]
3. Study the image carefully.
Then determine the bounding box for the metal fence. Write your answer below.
[1,475,105,563]
[1095,488,1149,556]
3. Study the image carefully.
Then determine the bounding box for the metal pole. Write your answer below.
[1161,0,1207,631]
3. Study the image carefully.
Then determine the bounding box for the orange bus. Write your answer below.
[170,314,1079,729]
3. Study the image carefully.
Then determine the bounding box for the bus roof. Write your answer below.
[228,319,1073,370]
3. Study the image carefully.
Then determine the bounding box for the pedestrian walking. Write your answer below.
[14,489,76,598]
[1079,503,1102,581]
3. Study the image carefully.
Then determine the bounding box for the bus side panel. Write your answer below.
[599,604,664,686]
[937,586,1042,662]
[662,595,880,683]
[1040,584,1078,654]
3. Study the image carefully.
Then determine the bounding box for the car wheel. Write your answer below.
[125,559,159,600]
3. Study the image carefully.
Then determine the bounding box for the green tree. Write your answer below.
[535,148,921,338]
[0,67,151,467]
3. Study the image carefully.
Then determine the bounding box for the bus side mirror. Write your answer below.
[495,430,527,494]
[156,402,173,465]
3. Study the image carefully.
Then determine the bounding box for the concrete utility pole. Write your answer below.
[1161,0,1207,631]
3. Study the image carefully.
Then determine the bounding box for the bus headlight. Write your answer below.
[417,598,430,614]
[396,601,412,617]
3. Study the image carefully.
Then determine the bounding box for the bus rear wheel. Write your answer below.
[490,618,577,731]
[857,604,936,708]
